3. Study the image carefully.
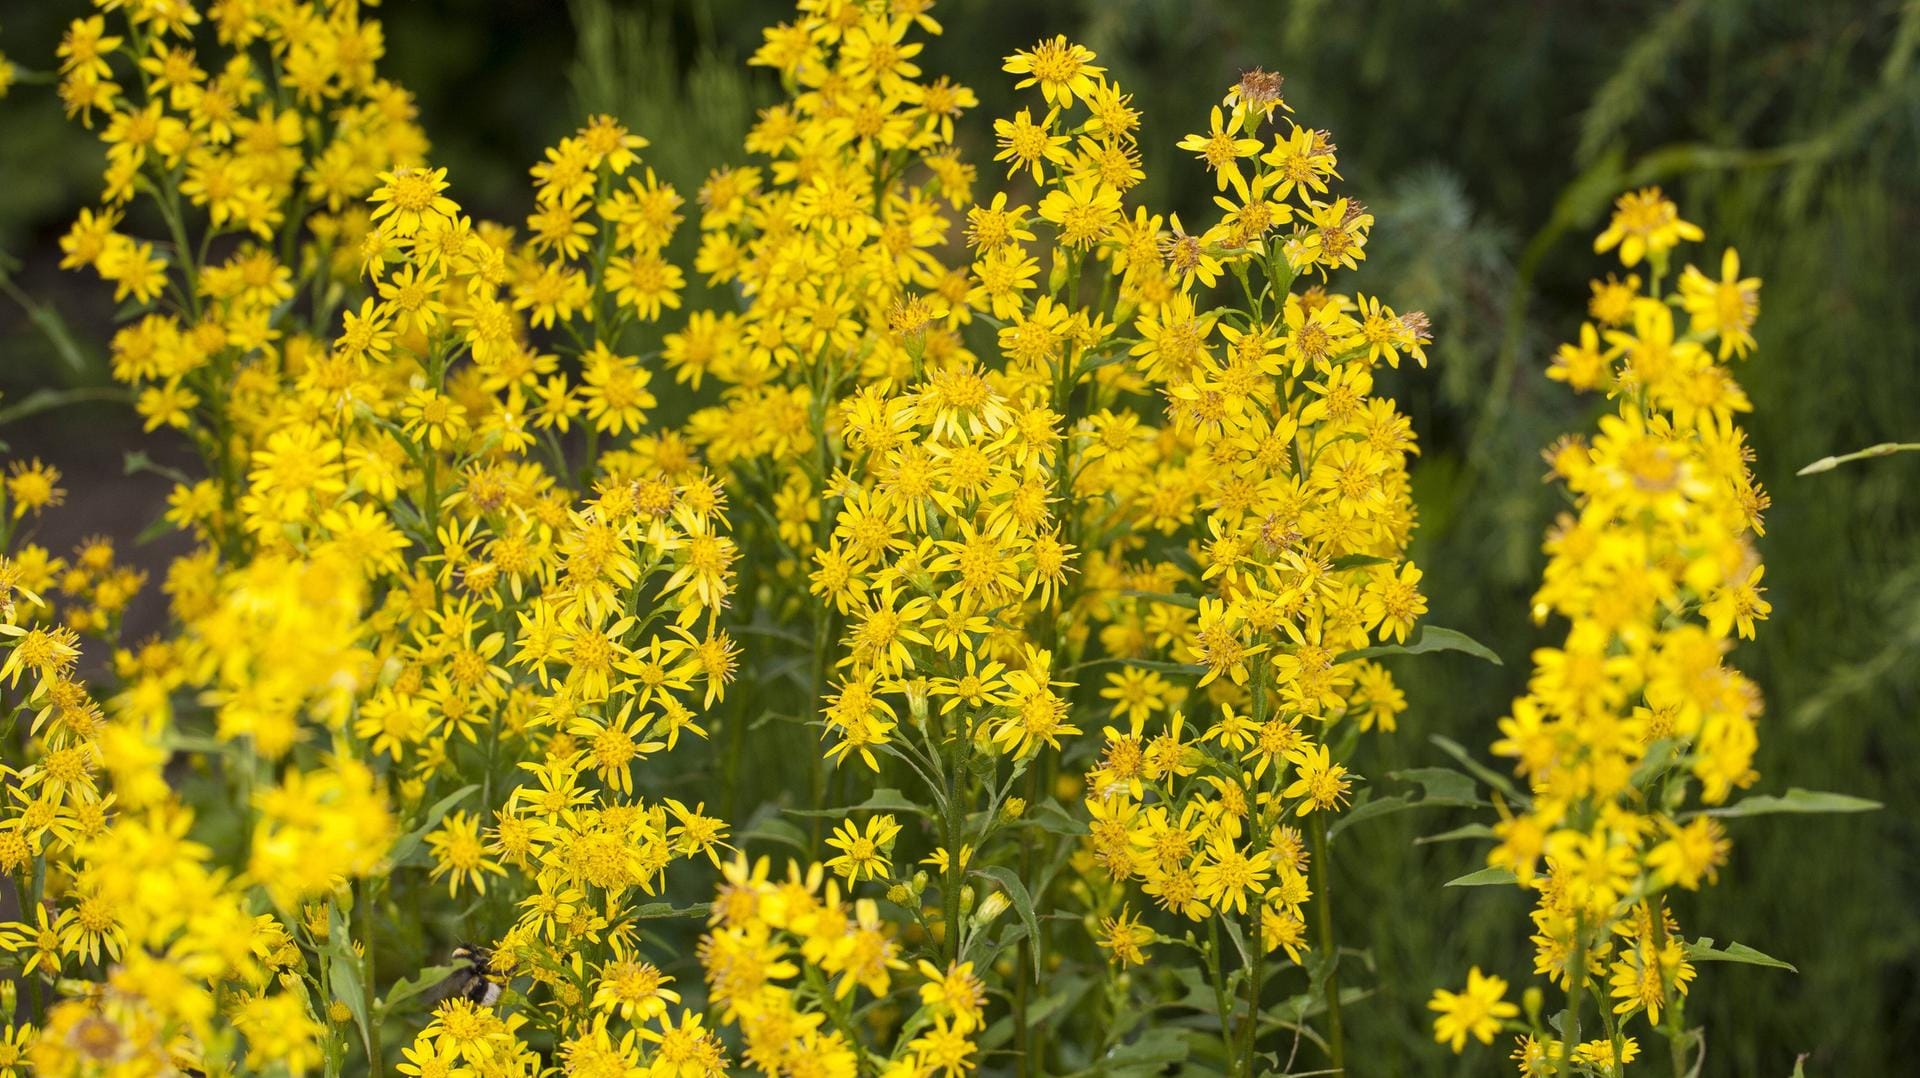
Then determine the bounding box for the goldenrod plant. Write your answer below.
[0,2,1878,1077]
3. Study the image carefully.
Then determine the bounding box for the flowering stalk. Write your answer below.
[1432,188,1776,1074]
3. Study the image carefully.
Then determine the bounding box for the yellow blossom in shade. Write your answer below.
[1702,563,1772,640]
[1097,906,1155,967]
[1281,742,1353,816]
[1593,185,1703,267]
[1679,247,1762,359]
[5,459,66,519]
[579,342,659,435]
[426,810,508,897]
[1194,833,1270,915]
[1646,816,1732,890]
[825,813,902,882]
[917,960,987,1031]
[1429,966,1519,1052]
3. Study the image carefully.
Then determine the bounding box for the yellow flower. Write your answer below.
[1593,185,1703,267]
[1176,107,1263,199]
[1002,36,1104,108]
[826,814,902,882]
[1428,967,1519,1052]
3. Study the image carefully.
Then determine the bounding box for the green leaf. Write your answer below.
[632,901,711,920]
[1686,937,1797,973]
[976,865,1042,981]
[1028,798,1083,837]
[1416,823,1497,845]
[1700,787,1882,818]
[377,964,456,1018]
[1327,793,1412,838]
[740,816,810,853]
[786,787,927,818]
[1072,656,1209,677]
[1445,866,1518,887]
[388,784,480,868]
[1120,589,1199,610]
[1429,734,1526,805]
[1329,553,1393,571]
[1337,624,1503,666]
[1328,768,1483,838]
[1392,767,1484,806]
[326,906,374,1065]
[1101,1028,1191,1074]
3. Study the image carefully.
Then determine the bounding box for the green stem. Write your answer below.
[1208,916,1238,1075]
[1310,813,1344,1073]
[1242,907,1265,1076]
[359,877,384,1078]
[1562,917,1588,1073]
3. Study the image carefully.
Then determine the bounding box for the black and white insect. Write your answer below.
[447,943,503,1006]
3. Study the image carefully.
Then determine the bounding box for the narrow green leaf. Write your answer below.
[1445,866,1518,887]
[1337,624,1503,666]
[1329,768,1483,838]
[1327,793,1411,838]
[976,865,1042,980]
[388,784,480,868]
[1429,734,1526,804]
[1329,553,1393,571]
[1391,767,1483,806]
[377,964,456,1017]
[740,816,810,853]
[632,901,711,920]
[1120,589,1200,610]
[1101,1028,1191,1074]
[1686,937,1797,973]
[326,906,374,1064]
[787,787,927,818]
[1700,787,1882,819]
[1416,823,1497,845]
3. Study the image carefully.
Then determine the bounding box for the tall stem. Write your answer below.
[1310,813,1344,1073]
[1208,916,1238,1074]
[1242,907,1265,1076]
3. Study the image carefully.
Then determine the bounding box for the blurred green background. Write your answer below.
[1,1,1915,1073]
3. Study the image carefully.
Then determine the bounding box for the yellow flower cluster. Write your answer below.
[0,1,1810,1076]
[1431,187,1770,1072]
[701,857,983,1078]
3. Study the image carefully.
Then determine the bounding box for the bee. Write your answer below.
[448,943,504,1006]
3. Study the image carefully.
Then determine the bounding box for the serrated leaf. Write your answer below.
[976,865,1041,981]
[1338,625,1503,666]
[1700,787,1882,819]
[1686,937,1797,972]
[1445,866,1518,887]
[388,784,480,868]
